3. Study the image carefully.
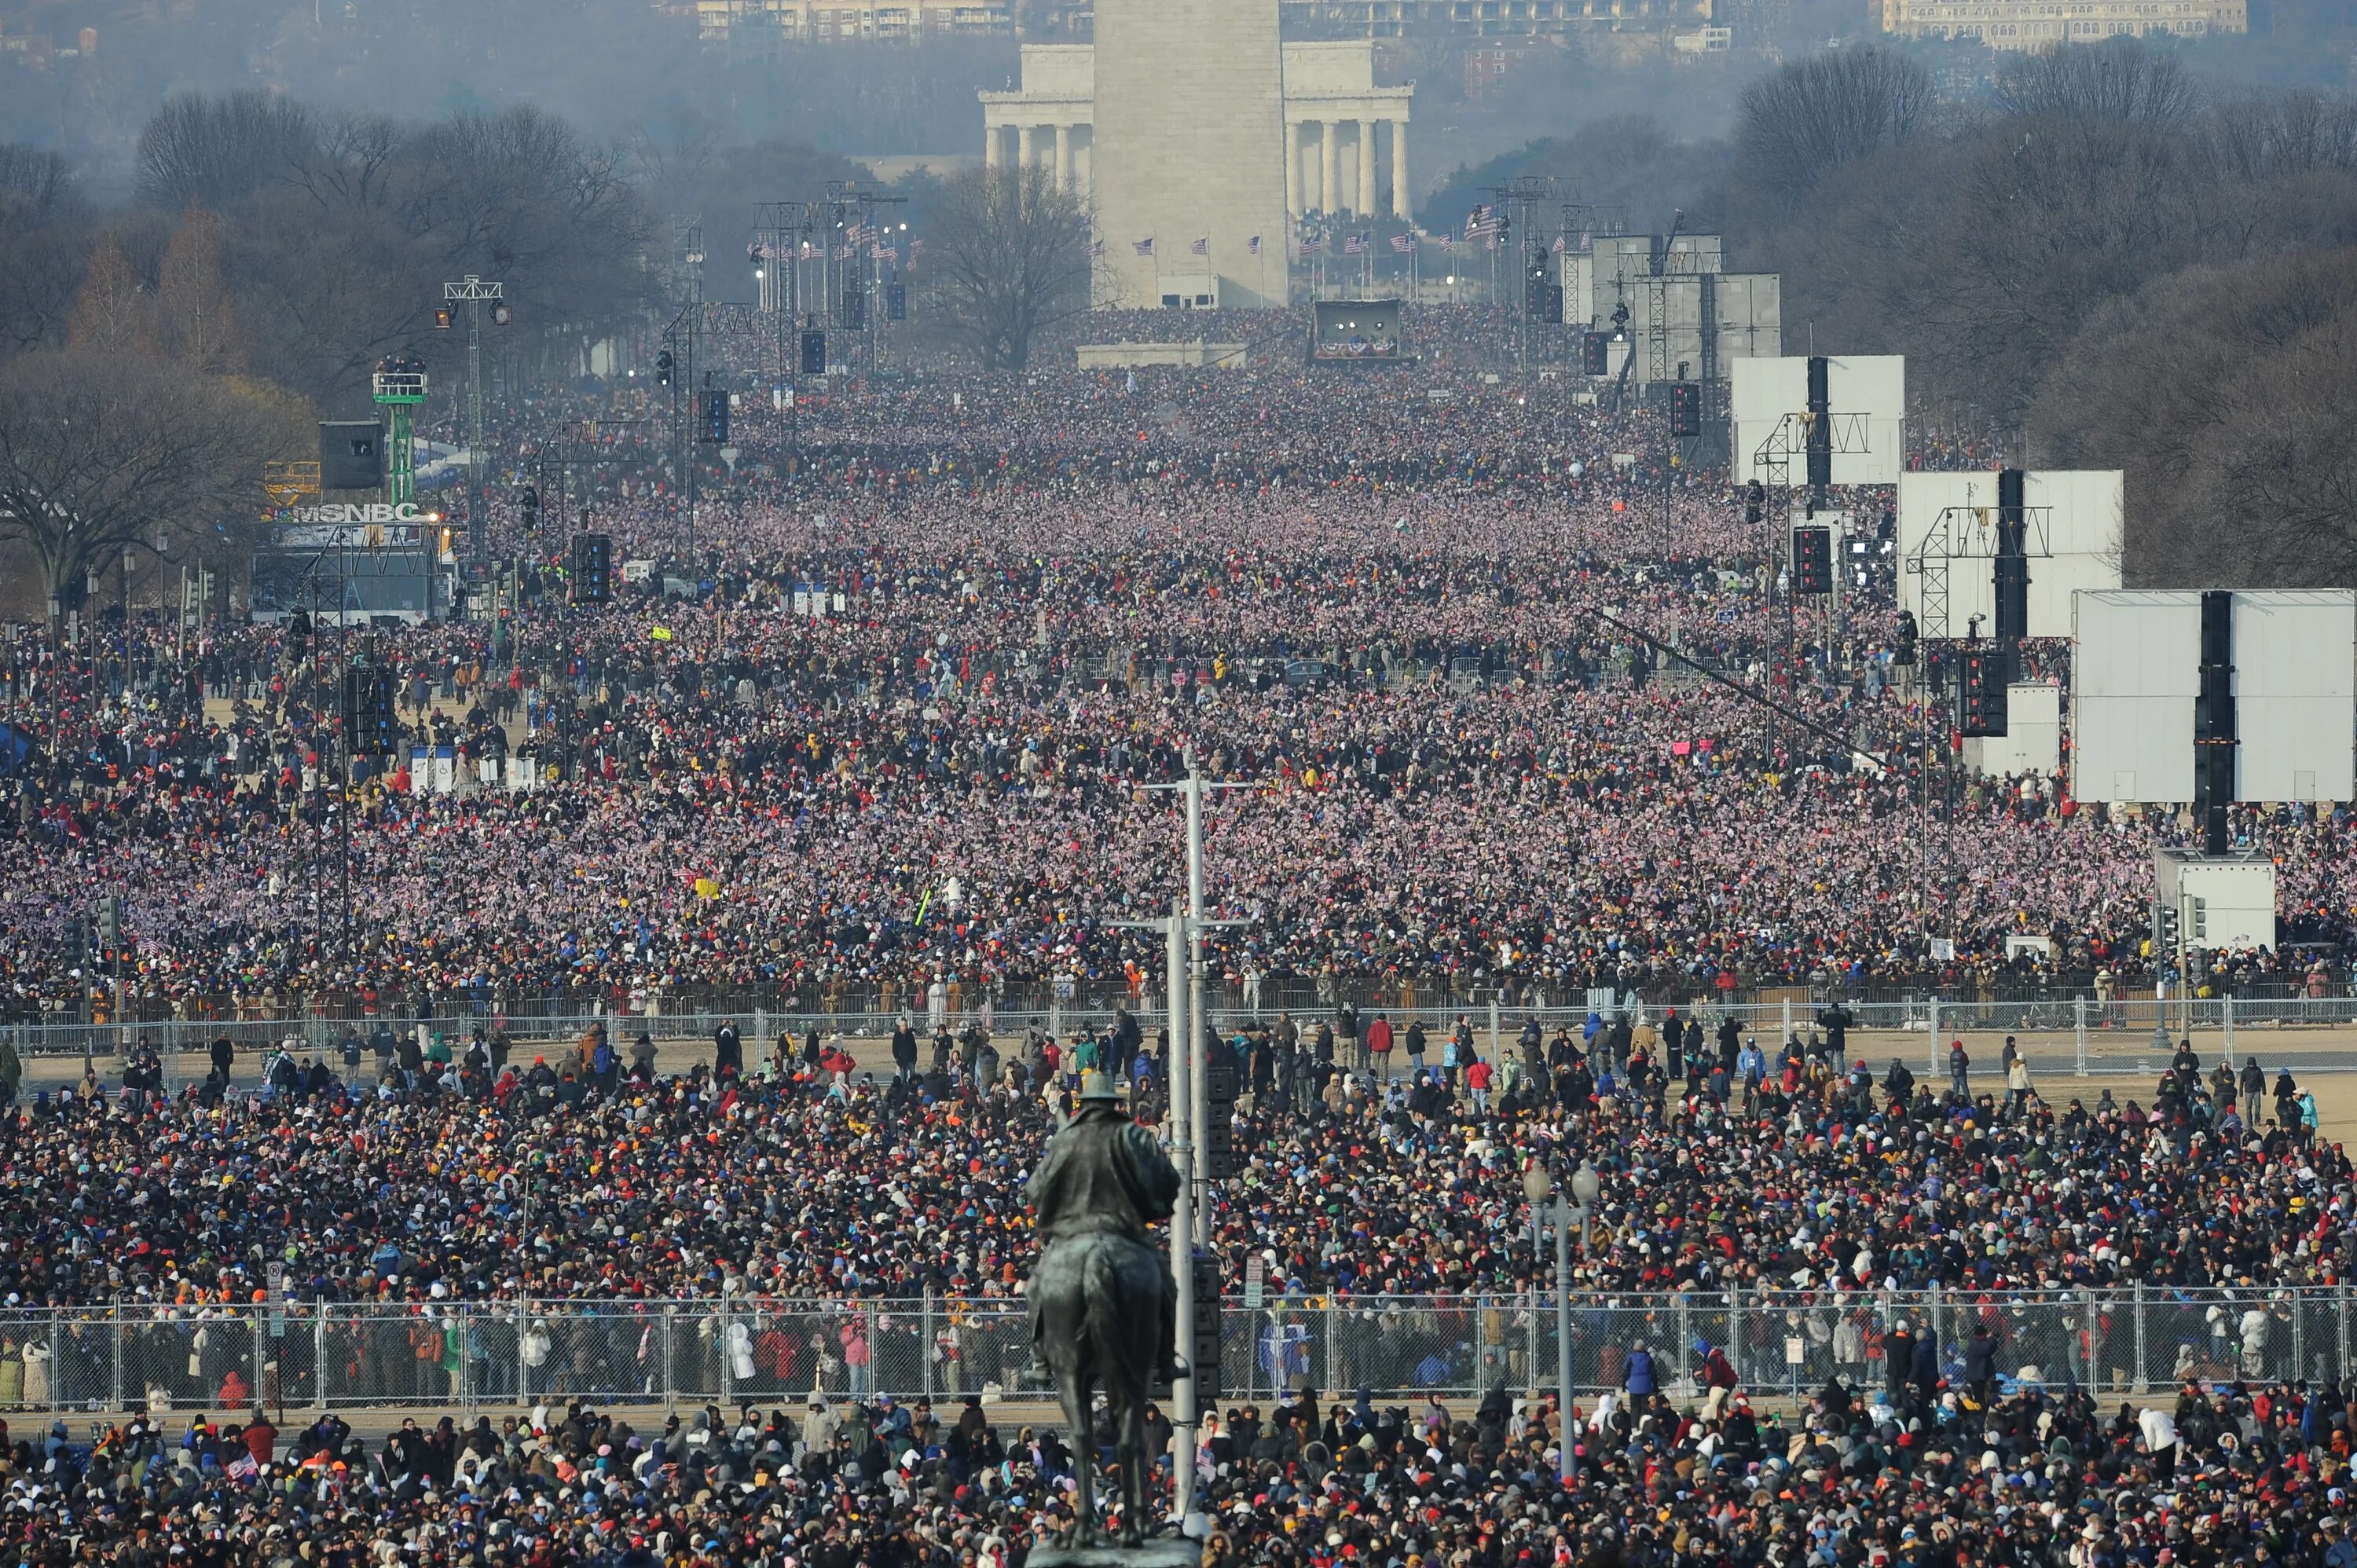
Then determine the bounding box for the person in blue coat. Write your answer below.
[1624,1343,1657,1403]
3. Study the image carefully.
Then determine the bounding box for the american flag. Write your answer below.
[845,222,870,244]
[871,245,897,263]
[1391,233,1415,254]
[1299,237,1316,257]
[1134,237,1155,256]
[1343,234,1365,255]
[1550,235,1567,253]
[1465,203,1499,237]
[1189,236,1208,255]
[1438,235,1457,253]
[1247,235,1260,255]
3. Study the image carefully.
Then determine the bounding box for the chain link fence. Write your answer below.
[13,995,2357,1080]
[1,1287,2349,1420]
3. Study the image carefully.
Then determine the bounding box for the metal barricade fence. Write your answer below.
[2,1288,2349,1418]
[14,995,2357,1074]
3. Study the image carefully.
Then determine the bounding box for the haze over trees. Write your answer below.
[1461,38,2357,586]
[6,38,2357,597]
[1726,41,2357,587]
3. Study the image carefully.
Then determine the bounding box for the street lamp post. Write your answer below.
[1562,1159,1600,1485]
[1568,1160,1600,1259]
[1522,1160,1571,1482]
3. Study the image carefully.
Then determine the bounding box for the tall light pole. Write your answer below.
[1163,900,1197,1526]
[1113,901,1198,1526]
[1142,753,1249,1534]
[1144,753,1249,1228]
[441,275,505,578]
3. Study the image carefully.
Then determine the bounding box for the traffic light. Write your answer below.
[1668,382,1702,440]
[1202,1047,1240,1179]
[842,287,867,331]
[434,307,453,330]
[343,666,398,755]
[571,532,613,606]
[2154,900,2180,955]
[1743,479,1765,528]
[1959,649,2007,737]
[1155,1251,1225,1402]
[97,896,120,950]
[1581,331,1610,376]
[520,486,541,531]
[697,388,730,445]
[799,330,827,376]
[1792,525,1832,595]
[886,282,907,322]
[654,350,674,387]
[1893,609,1918,668]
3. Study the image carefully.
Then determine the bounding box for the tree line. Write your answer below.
[0,92,660,617]
[1728,40,2357,588]
[1457,39,2357,587]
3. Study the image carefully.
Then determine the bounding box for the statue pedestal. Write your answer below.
[1029,1541,1204,1568]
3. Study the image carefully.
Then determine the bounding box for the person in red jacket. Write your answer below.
[242,1408,278,1467]
[1365,1013,1394,1081]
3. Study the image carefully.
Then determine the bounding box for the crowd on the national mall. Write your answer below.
[2,302,2355,1566]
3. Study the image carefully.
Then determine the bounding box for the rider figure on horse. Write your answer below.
[1025,1071,1185,1386]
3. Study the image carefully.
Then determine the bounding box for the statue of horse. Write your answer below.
[1032,1229,1168,1546]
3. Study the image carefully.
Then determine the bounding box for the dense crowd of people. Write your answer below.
[0,299,2353,1561]
[0,1000,2343,1308]
[0,1017,2352,1563]
[2,303,2348,1028]
[12,1368,2357,1566]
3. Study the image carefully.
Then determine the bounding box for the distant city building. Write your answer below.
[1281,0,1708,35]
[695,0,1011,41]
[695,0,1706,38]
[1876,0,2245,46]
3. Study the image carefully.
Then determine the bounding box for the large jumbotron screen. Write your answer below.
[1310,299,1405,364]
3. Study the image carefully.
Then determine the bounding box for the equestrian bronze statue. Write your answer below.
[1025,1070,1186,1548]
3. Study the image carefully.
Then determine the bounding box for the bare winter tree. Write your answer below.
[921,163,1091,372]
[156,204,244,375]
[0,144,82,229]
[136,91,319,210]
[67,235,155,357]
[0,152,93,358]
[1993,38,2198,126]
[1734,48,1931,206]
[2205,90,2357,181]
[2029,249,2357,588]
[0,350,305,614]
